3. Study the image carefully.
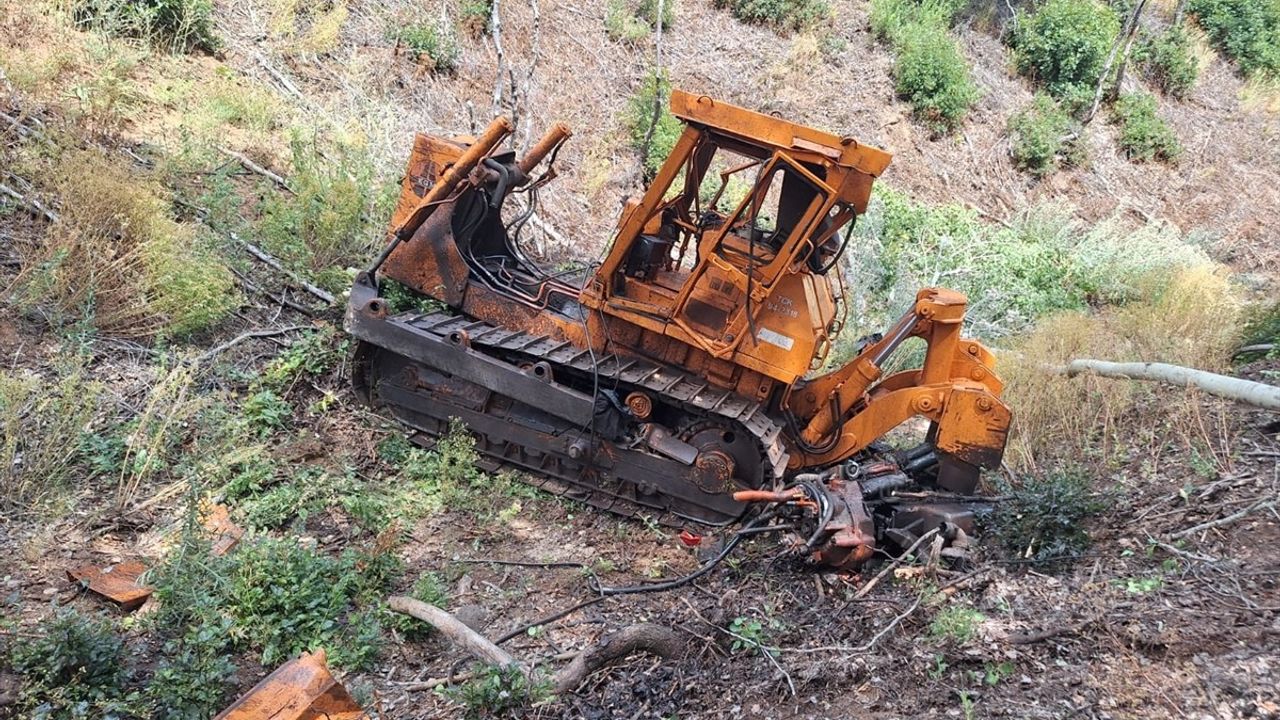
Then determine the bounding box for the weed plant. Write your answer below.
[1111,92,1181,162]
[1136,26,1201,97]
[1008,0,1120,108]
[1008,94,1085,176]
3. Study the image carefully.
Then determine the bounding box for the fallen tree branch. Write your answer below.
[218,147,291,192]
[0,182,58,222]
[1065,359,1280,411]
[1234,344,1275,359]
[388,596,525,670]
[232,232,336,305]
[552,623,685,694]
[194,325,310,364]
[1170,499,1276,539]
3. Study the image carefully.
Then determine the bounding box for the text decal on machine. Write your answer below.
[757,327,795,351]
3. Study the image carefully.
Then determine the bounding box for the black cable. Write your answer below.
[812,212,858,275]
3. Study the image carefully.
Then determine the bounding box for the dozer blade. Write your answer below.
[213,650,367,720]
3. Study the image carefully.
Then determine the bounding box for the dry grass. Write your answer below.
[116,363,201,508]
[8,147,239,338]
[999,266,1245,470]
[0,365,101,513]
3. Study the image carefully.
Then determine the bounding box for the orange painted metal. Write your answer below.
[213,650,367,720]
[204,503,244,557]
[66,560,152,611]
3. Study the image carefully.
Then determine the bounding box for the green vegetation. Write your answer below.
[989,469,1103,566]
[448,664,552,718]
[461,0,494,35]
[929,605,985,643]
[869,0,976,132]
[712,0,831,33]
[393,19,460,73]
[241,389,292,434]
[8,607,139,717]
[606,0,675,41]
[1188,0,1280,77]
[257,136,395,290]
[1008,0,1120,107]
[1008,94,1085,176]
[1111,92,1180,162]
[1,365,100,511]
[1136,26,1201,97]
[388,572,451,639]
[71,0,218,52]
[624,73,683,181]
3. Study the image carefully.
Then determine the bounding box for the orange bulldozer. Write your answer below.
[346,90,1011,569]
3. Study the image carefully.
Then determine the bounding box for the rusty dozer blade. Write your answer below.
[213,649,368,720]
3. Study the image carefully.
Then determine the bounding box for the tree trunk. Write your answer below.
[1065,359,1280,411]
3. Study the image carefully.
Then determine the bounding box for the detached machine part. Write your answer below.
[346,91,1011,569]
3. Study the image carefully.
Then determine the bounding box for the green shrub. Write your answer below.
[638,0,677,28]
[928,606,985,643]
[461,0,493,35]
[713,0,831,32]
[393,20,460,73]
[147,619,238,720]
[1009,0,1120,103]
[448,665,551,719]
[1136,26,1200,97]
[386,572,450,639]
[9,607,138,717]
[1111,92,1180,162]
[72,0,218,52]
[1008,94,1085,176]
[257,136,394,288]
[260,327,346,390]
[624,73,683,181]
[607,0,675,40]
[989,469,1103,567]
[892,23,978,132]
[1188,0,1280,77]
[869,0,965,44]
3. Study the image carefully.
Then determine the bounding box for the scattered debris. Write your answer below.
[66,561,152,611]
[204,503,245,556]
[213,649,367,720]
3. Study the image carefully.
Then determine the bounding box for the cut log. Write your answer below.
[1065,360,1280,411]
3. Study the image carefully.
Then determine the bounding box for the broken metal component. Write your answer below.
[213,649,367,720]
[67,560,152,611]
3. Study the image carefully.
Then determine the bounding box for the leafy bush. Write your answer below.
[713,0,831,32]
[1008,94,1085,176]
[1009,0,1120,103]
[393,19,460,73]
[386,572,450,639]
[242,389,292,434]
[1188,0,1280,77]
[638,0,677,28]
[448,665,551,719]
[257,136,394,288]
[9,607,137,717]
[147,618,238,720]
[989,469,1102,567]
[624,73,683,181]
[72,0,218,52]
[260,327,346,390]
[1136,26,1201,97]
[1111,92,1180,162]
[869,0,964,44]
[606,0,675,41]
[892,23,978,132]
[928,606,985,643]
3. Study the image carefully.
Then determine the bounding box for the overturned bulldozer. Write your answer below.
[346,91,1011,569]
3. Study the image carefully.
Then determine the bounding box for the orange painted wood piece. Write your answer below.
[66,560,153,611]
[214,650,368,720]
[204,503,245,557]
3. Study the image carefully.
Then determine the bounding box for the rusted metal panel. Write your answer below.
[66,561,152,611]
[213,650,367,720]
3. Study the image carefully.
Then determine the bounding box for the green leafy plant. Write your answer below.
[1008,94,1085,176]
[1008,0,1120,105]
[393,19,460,73]
[147,618,238,720]
[1111,92,1180,162]
[241,389,292,434]
[381,277,446,315]
[990,469,1103,567]
[928,605,986,643]
[71,0,219,52]
[261,327,346,390]
[712,0,830,32]
[448,664,551,718]
[1188,0,1280,78]
[387,572,450,639]
[624,72,683,181]
[892,23,978,133]
[9,607,138,717]
[1136,26,1200,97]
[461,0,493,35]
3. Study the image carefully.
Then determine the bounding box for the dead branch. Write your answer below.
[218,147,291,192]
[1170,498,1276,539]
[194,325,310,364]
[1065,359,1280,411]
[388,596,526,670]
[255,52,309,106]
[552,623,685,694]
[853,528,940,600]
[1234,344,1275,359]
[231,232,336,305]
[0,182,58,222]
[1083,0,1147,124]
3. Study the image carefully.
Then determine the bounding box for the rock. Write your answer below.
[453,604,488,632]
